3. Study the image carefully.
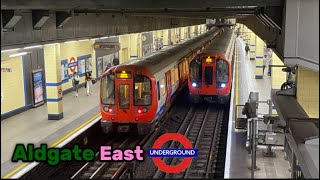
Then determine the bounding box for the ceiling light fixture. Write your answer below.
[23,45,42,49]
[9,52,28,58]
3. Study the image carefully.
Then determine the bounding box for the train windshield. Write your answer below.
[216,59,228,83]
[101,74,115,105]
[190,59,202,83]
[134,75,152,106]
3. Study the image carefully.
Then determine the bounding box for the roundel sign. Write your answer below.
[68,57,77,72]
[149,133,197,173]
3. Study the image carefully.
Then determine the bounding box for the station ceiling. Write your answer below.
[1,0,285,59]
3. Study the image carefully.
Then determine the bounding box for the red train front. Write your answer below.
[100,65,158,135]
[188,28,235,104]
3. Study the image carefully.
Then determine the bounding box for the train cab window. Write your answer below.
[134,75,152,106]
[119,84,130,109]
[160,78,166,95]
[101,74,115,105]
[204,67,213,85]
[216,59,228,83]
[190,60,202,83]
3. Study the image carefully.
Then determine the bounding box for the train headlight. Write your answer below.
[103,106,113,113]
[221,83,226,88]
[137,107,148,114]
[192,83,197,87]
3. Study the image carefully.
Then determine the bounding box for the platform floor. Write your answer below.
[224,37,291,178]
[1,82,101,177]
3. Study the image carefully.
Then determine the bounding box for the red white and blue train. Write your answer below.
[99,27,224,135]
[188,28,236,104]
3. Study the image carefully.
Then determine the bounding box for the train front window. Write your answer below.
[134,75,152,106]
[204,67,213,85]
[101,74,115,105]
[119,84,130,109]
[216,59,228,83]
[190,60,202,83]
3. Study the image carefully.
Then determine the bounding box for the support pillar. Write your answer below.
[249,31,256,61]
[44,44,63,120]
[180,27,185,41]
[162,29,169,47]
[129,34,138,60]
[271,52,286,114]
[255,35,265,79]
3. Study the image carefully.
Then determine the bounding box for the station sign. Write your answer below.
[68,57,77,72]
[94,42,120,50]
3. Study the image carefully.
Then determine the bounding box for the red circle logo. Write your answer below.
[152,133,193,173]
[69,57,76,72]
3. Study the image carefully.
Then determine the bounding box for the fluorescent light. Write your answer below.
[64,40,76,43]
[9,52,28,58]
[78,39,88,42]
[1,48,20,53]
[99,36,109,39]
[90,38,99,41]
[23,45,42,49]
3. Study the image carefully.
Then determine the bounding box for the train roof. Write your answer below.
[201,27,234,55]
[119,27,222,74]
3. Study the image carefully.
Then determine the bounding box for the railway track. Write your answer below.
[71,135,146,179]
[153,105,224,179]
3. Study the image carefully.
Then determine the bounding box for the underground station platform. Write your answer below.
[1,1,319,179]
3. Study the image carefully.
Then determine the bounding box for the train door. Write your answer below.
[115,74,134,123]
[202,56,216,94]
[165,70,172,106]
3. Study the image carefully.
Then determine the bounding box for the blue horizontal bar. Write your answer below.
[130,55,138,58]
[47,97,62,102]
[46,81,63,86]
[256,66,264,68]
[1,104,33,117]
[148,148,198,157]
[77,54,91,60]
[250,51,255,53]
[250,44,256,46]
[48,113,63,117]
[256,56,264,59]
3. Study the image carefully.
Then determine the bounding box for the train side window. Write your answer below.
[171,69,175,86]
[204,67,213,85]
[175,67,179,82]
[160,77,166,95]
[179,63,183,79]
[157,81,160,100]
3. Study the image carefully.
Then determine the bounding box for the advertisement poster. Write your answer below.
[32,71,44,105]
[96,57,103,77]
[77,59,86,76]
[61,60,68,82]
[85,58,92,72]
[102,54,113,72]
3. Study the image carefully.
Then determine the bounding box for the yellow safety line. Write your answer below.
[2,113,100,179]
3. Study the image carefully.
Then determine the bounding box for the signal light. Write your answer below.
[138,109,142,114]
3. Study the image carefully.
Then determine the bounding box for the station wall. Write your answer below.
[296,66,319,118]
[1,56,25,115]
